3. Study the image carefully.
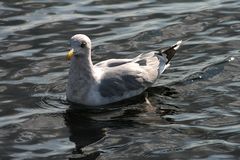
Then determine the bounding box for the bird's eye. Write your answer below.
[81,42,86,48]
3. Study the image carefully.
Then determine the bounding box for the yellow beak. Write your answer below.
[66,49,74,60]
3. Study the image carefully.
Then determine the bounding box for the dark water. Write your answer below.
[0,0,240,159]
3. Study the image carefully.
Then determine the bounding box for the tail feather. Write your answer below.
[158,40,182,64]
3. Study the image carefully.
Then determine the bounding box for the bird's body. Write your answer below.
[66,34,182,106]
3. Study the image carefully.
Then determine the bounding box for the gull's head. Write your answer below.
[67,34,91,60]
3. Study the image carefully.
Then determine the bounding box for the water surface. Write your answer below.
[0,0,240,159]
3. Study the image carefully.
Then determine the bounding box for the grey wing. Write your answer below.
[98,67,150,98]
[97,52,162,98]
[95,58,132,67]
[96,41,182,98]
[133,51,165,78]
[133,51,171,75]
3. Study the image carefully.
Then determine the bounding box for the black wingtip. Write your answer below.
[159,40,182,64]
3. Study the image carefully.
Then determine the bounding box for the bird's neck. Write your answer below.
[67,54,96,103]
[69,54,95,81]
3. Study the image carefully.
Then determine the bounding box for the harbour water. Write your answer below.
[0,0,240,159]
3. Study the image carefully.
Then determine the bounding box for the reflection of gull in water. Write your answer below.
[66,34,182,106]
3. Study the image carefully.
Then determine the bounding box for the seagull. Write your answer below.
[66,34,182,106]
